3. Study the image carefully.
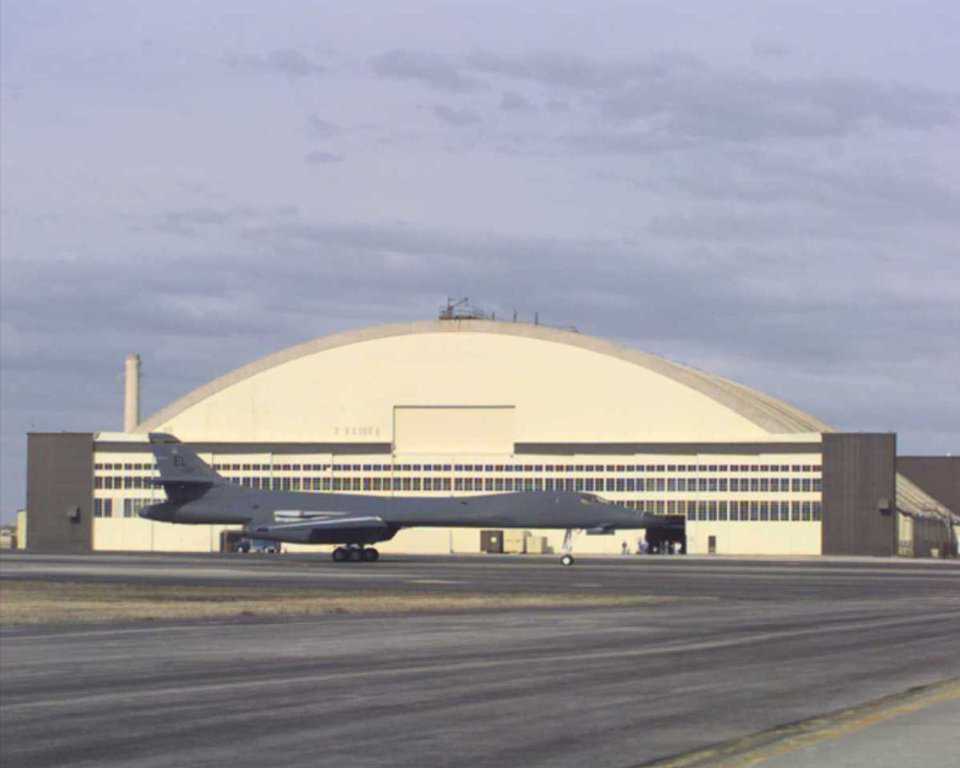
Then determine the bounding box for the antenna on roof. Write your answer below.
[438,297,490,321]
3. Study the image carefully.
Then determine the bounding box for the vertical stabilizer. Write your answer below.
[148,433,222,486]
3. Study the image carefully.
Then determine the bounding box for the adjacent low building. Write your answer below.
[24,318,959,557]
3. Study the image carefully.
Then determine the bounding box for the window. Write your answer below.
[812,501,822,521]
[94,498,113,518]
[791,501,801,521]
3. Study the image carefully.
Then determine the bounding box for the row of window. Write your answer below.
[204,475,823,494]
[95,474,822,493]
[95,463,155,471]
[93,498,154,518]
[208,462,822,474]
[687,500,822,522]
[95,461,823,474]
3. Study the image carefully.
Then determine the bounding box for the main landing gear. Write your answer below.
[331,545,379,563]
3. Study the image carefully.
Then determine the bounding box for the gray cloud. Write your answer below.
[465,50,608,89]
[600,70,958,142]
[370,50,479,92]
[304,150,343,165]
[226,49,325,78]
[431,104,482,126]
[305,115,341,139]
[752,39,791,59]
[500,91,535,112]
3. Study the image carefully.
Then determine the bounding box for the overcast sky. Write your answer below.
[2,1,958,522]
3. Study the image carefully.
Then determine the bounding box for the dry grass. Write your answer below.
[0,580,676,626]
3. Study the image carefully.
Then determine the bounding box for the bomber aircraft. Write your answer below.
[140,433,681,565]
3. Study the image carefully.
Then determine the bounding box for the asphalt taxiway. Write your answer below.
[2,554,959,767]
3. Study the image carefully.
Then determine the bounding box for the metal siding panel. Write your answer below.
[26,433,94,553]
[822,433,896,556]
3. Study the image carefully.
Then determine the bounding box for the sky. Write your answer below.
[1,1,958,522]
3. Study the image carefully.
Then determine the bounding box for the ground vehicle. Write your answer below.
[237,538,280,554]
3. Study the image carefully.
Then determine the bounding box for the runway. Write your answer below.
[3,551,959,599]
[2,554,959,767]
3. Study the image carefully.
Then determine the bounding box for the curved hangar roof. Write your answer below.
[137,320,829,443]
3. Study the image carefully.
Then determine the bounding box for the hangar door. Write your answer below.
[393,406,515,454]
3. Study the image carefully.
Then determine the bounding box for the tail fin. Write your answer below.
[149,433,223,487]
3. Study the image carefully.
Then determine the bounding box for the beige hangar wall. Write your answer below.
[139,321,826,443]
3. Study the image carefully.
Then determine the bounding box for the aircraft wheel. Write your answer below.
[560,554,575,566]
[362,548,380,562]
[347,547,363,562]
[332,547,348,562]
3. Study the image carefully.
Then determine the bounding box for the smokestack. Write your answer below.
[124,353,141,432]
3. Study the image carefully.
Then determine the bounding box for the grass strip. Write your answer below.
[0,580,676,626]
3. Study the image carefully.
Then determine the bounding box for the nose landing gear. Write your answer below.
[332,545,379,563]
[560,529,576,566]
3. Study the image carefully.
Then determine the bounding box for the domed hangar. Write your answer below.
[24,318,957,557]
